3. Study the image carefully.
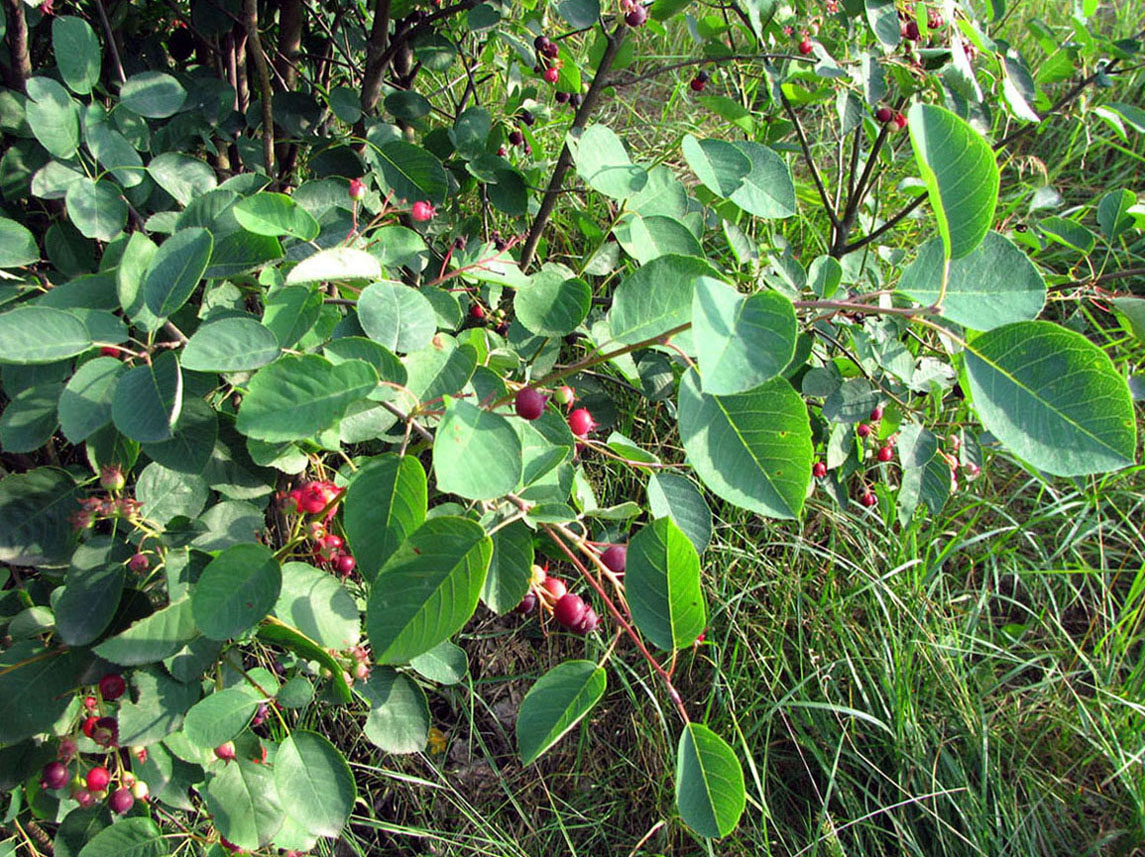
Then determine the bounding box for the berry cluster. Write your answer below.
[515,565,601,634]
[42,674,151,813]
[283,480,357,576]
[71,465,142,530]
[875,105,908,131]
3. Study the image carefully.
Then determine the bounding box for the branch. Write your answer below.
[243,0,276,177]
[605,52,812,88]
[93,0,127,85]
[2,0,31,91]
[359,0,392,119]
[519,23,629,270]
[778,85,840,230]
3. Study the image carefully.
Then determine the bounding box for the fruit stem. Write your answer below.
[543,523,690,725]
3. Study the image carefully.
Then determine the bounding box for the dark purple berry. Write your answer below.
[42,761,69,790]
[600,545,627,573]
[554,593,587,628]
[515,388,548,420]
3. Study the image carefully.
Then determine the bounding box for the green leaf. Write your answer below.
[0,306,90,363]
[25,77,80,159]
[434,398,523,500]
[1112,297,1145,343]
[403,337,477,402]
[907,103,999,259]
[366,517,491,663]
[681,135,750,197]
[275,732,355,838]
[613,214,703,265]
[1097,189,1136,241]
[257,618,352,703]
[362,668,429,753]
[59,356,123,442]
[516,660,607,765]
[286,247,381,286]
[647,473,712,554]
[112,350,183,443]
[626,517,706,650]
[727,141,796,219]
[692,278,797,394]
[66,178,126,241]
[117,231,162,331]
[143,228,213,318]
[236,355,378,442]
[515,266,592,337]
[675,723,746,838]
[0,382,62,452]
[0,642,82,743]
[556,0,599,28]
[961,321,1137,476]
[120,72,187,119]
[483,520,534,614]
[0,467,79,565]
[77,818,169,857]
[864,0,901,47]
[53,16,102,95]
[83,104,144,188]
[344,454,427,581]
[1039,216,1096,254]
[262,285,322,348]
[357,280,437,353]
[609,254,722,344]
[93,597,198,665]
[678,368,812,519]
[55,536,129,646]
[54,807,111,857]
[234,192,320,241]
[385,90,432,121]
[147,153,218,207]
[375,141,448,203]
[0,217,39,267]
[203,758,284,850]
[192,543,283,640]
[184,687,261,749]
[898,232,1045,330]
[182,318,281,372]
[272,562,360,649]
[142,395,217,474]
[571,125,647,199]
[136,463,209,524]
[409,639,468,685]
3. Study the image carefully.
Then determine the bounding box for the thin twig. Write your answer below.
[779,85,840,230]
[93,0,127,84]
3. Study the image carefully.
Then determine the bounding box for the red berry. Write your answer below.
[813,461,827,479]
[514,388,547,420]
[877,445,894,462]
[74,788,95,808]
[542,577,567,600]
[215,741,236,761]
[893,111,908,130]
[690,77,706,92]
[86,766,110,792]
[860,492,878,508]
[515,592,538,614]
[82,715,99,737]
[554,593,587,628]
[100,346,122,358]
[42,761,69,790]
[109,787,135,814]
[856,423,871,438]
[600,545,627,573]
[544,42,560,59]
[470,303,486,320]
[870,405,884,422]
[625,4,647,26]
[348,178,366,201]
[58,737,78,760]
[411,201,436,222]
[903,20,920,40]
[92,716,118,747]
[875,106,893,123]
[334,552,357,576]
[568,408,595,438]
[799,38,813,55]
[84,695,98,710]
[543,66,559,83]
[573,606,599,634]
[99,673,126,700]
[128,552,149,572]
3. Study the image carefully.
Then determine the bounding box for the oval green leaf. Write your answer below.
[515,266,592,338]
[59,356,124,442]
[121,71,187,118]
[516,660,607,765]
[961,321,1137,476]
[111,350,183,443]
[286,246,382,286]
[357,280,437,354]
[610,254,722,344]
[275,731,356,838]
[234,192,320,241]
[53,16,102,95]
[366,516,491,664]
[77,817,170,857]
[362,668,430,754]
[434,398,523,500]
[646,472,712,555]
[272,561,360,649]
[344,453,427,581]
[0,306,90,364]
[192,543,283,641]
[627,517,706,651]
[184,687,261,748]
[143,228,213,318]
[182,317,281,372]
[676,723,746,839]
[203,758,284,850]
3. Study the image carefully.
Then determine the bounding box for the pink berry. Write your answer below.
[568,408,595,438]
[515,592,538,614]
[514,388,547,420]
[82,716,98,737]
[870,405,884,422]
[109,787,135,814]
[334,552,357,575]
[99,464,125,492]
[813,461,827,479]
[553,385,575,406]
[42,761,69,790]
[86,766,110,792]
[554,593,587,628]
[92,716,118,747]
[411,201,436,222]
[100,346,122,358]
[877,445,894,462]
[128,552,149,572]
[74,788,95,808]
[99,673,126,700]
[497,146,507,156]
[348,178,366,201]
[573,606,599,634]
[600,545,626,573]
[799,38,813,55]
[542,577,567,600]
[893,111,908,130]
[58,738,78,760]
[543,66,559,83]
[214,741,236,761]
[856,423,871,438]
[132,780,150,801]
